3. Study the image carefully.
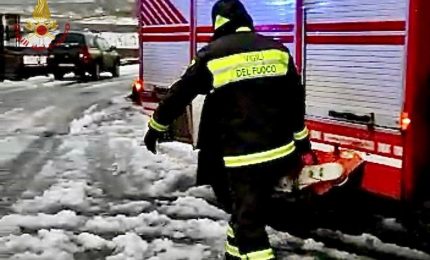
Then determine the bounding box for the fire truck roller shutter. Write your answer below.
[304,0,408,129]
[141,0,191,89]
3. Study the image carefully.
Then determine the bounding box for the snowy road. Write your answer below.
[0,68,429,259]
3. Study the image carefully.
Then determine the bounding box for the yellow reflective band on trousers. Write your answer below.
[294,126,309,141]
[149,118,169,132]
[223,141,296,168]
[207,49,290,88]
[225,241,241,258]
[227,224,235,238]
[244,249,275,260]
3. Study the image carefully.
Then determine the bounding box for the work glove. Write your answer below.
[301,150,319,166]
[144,128,161,154]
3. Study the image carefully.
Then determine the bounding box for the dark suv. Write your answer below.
[47,32,121,80]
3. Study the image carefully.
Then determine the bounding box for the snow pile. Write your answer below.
[75,232,114,250]
[0,229,77,260]
[13,180,102,214]
[147,238,211,260]
[183,185,216,201]
[338,232,430,260]
[106,233,148,260]
[268,229,363,260]
[159,196,228,220]
[0,211,84,232]
[6,96,428,259]
[0,230,218,260]
[69,105,106,134]
[108,201,152,215]
[83,210,227,241]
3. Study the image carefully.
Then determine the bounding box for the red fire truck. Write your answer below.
[133,0,430,203]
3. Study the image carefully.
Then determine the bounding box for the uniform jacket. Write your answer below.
[150,0,311,169]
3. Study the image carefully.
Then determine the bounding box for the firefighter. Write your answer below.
[144,0,317,258]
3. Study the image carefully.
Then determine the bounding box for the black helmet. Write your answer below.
[211,0,254,40]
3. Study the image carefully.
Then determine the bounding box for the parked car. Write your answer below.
[47,32,121,80]
[2,47,49,81]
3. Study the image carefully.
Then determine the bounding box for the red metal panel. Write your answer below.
[154,0,180,24]
[145,0,165,25]
[142,25,295,34]
[196,26,212,34]
[142,6,157,25]
[295,0,304,73]
[196,35,211,43]
[306,35,405,45]
[189,0,197,61]
[150,0,173,24]
[141,25,190,33]
[362,163,402,199]
[307,21,406,32]
[163,0,188,23]
[402,0,430,200]
[255,24,295,32]
[307,120,402,145]
[197,34,294,44]
[273,35,295,43]
[307,119,403,158]
[141,35,190,42]
[138,0,144,81]
[196,24,294,34]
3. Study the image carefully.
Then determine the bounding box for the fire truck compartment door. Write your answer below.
[303,0,407,129]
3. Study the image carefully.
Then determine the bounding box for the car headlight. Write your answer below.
[79,53,84,58]
[49,54,55,59]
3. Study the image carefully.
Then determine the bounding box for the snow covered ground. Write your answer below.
[0,96,429,259]
[0,65,139,165]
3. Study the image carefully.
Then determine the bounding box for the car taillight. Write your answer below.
[80,46,91,63]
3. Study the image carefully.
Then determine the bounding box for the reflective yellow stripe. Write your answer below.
[225,241,242,258]
[244,249,275,260]
[149,117,169,132]
[207,49,289,88]
[236,27,252,32]
[227,224,235,238]
[294,126,309,141]
[215,15,230,30]
[189,59,196,67]
[224,141,296,168]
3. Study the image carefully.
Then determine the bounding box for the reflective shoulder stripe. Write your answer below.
[215,15,230,30]
[244,249,275,260]
[294,126,309,141]
[236,27,252,32]
[207,49,290,88]
[149,117,169,132]
[189,58,196,67]
[223,141,296,168]
[225,241,242,258]
[227,224,235,238]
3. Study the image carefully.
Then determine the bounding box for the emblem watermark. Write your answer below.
[14,0,71,51]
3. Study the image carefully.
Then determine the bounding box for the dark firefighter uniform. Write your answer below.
[144,0,313,259]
